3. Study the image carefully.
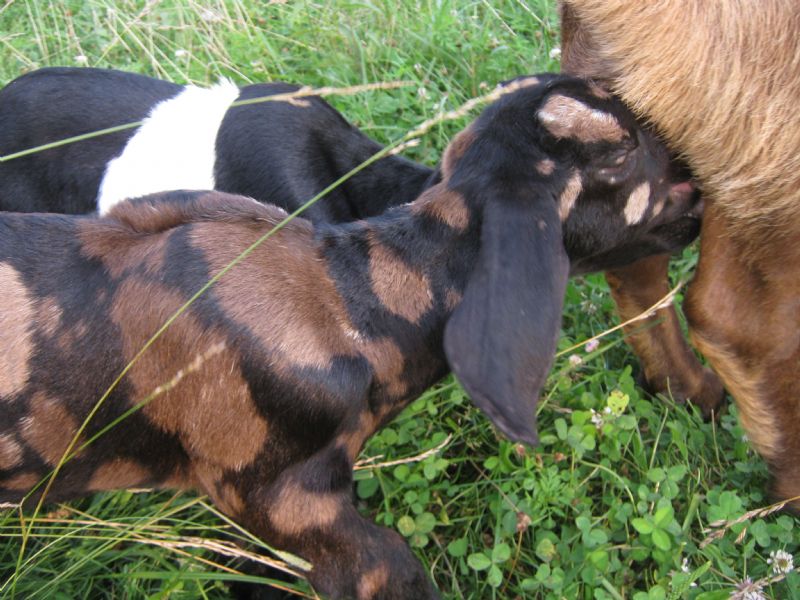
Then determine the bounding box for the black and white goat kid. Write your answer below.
[0,67,433,221]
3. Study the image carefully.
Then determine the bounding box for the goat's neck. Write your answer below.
[318,182,479,345]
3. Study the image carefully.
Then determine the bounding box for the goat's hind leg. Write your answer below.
[685,208,800,510]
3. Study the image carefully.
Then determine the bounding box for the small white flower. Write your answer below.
[417,87,429,100]
[75,55,88,65]
[549,47,562,60]
[174,49,188,58]
[414,63,423,73]
[730,577,767,600]
[679,557,698,586]
[590,408,604,429]
[568,354,582,367]
[584,339,600,353]
[767,549,794,575]
[580,299,598,315]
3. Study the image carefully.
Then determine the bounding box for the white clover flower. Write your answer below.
[590,408,604,429]
[580,299,598,315]
[75,55,88,65]
[417,87,429,100]
[568,354,582,367]
[678,557,698,587]
[767,549,794,575]
[549,47,562,60]
[730,577,767,600]
[585,339,600,353]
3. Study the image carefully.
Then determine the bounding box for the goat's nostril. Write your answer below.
[666,180,699,212]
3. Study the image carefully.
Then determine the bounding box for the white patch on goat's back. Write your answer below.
[624,182,651,224]
[97,80,240,214]
[559,170,582,221]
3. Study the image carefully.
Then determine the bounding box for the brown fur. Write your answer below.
[0,434,23,471]
[195,213,361,371]
[268,480,344,536]
[538,94,626,143]
[561,0,800,235]
[0,263,34,397]
[21,392,80,466]
[604,256,723,416]
[358,565,391,600]
[561,0,800,505]
[441,127,476,176]
[359,337,409,399]
[368,235,434,324]
[88,459,150,491]
[685,206,800,463]
[108,276,270,471]
[558,170,582,221]
[1,472,39,491]
[410,187,471,232]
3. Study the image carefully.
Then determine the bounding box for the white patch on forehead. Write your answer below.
[97,80,240,214]
[538,94,626,143]
[624,182,651,225]
[559,170,582,221]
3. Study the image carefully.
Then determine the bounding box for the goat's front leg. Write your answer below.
[605,254,724,416]
[197,449,440,600]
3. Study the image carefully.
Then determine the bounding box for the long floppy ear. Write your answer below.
[444,185,569,445]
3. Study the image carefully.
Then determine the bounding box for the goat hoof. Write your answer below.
[639,367,726,419]
[686,368,727,419]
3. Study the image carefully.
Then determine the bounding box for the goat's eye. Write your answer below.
[592,146,637,185]
[601,149,630,168]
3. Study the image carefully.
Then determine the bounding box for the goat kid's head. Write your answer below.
[442,74,701,446]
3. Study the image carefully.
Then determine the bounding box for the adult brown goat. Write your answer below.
[0,74,701,598]
[560,1,800,507]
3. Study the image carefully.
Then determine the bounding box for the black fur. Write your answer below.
[0,67,435,220]
[0,74,703,599]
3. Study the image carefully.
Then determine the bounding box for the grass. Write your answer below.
[0,1,798,598]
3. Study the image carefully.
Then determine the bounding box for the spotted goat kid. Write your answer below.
[0,75,701,599]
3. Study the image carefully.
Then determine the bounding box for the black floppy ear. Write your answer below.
[444,184,569,445]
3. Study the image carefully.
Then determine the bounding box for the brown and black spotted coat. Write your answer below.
[0,74,701,598]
